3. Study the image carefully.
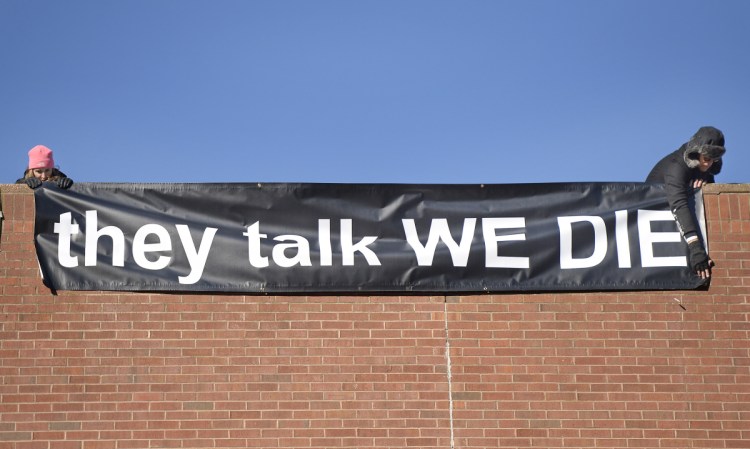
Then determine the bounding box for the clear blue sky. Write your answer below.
[2,0,748,184]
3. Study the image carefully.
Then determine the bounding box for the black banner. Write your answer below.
[33,182,706,293]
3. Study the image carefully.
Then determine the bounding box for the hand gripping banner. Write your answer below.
[33,182,707,293]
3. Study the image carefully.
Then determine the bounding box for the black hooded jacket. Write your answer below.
[645,126,725,240]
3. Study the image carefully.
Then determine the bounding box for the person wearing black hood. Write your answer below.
[646,126,726,280]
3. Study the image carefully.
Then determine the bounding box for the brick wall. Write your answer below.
[1,183,748,449]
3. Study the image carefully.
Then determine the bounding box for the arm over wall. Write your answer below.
[1,183,749,449]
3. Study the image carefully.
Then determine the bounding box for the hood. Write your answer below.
[683,126,725,174]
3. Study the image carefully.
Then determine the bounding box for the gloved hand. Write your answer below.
[56,177,74,189]
[24,177,43,189]
[687,240,710,272]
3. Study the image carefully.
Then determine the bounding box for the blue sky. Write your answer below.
[2,0,748,184]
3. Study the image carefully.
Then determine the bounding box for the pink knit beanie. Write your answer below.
[28,145,55,170]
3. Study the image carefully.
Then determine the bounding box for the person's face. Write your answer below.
[32,168,52,181]
[698,154,715,172]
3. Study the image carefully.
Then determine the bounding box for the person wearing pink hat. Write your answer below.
[16,145,73,189]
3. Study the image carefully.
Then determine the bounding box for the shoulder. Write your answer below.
[646,147,687,182]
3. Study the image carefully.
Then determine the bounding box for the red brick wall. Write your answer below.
[1,183,748,449]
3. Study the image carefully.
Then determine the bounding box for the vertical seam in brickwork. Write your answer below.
[444,297,455,449]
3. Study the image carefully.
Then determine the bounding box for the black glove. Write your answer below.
[687,240,710,272]
[56,177,74,189]
[24,177,43,189]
